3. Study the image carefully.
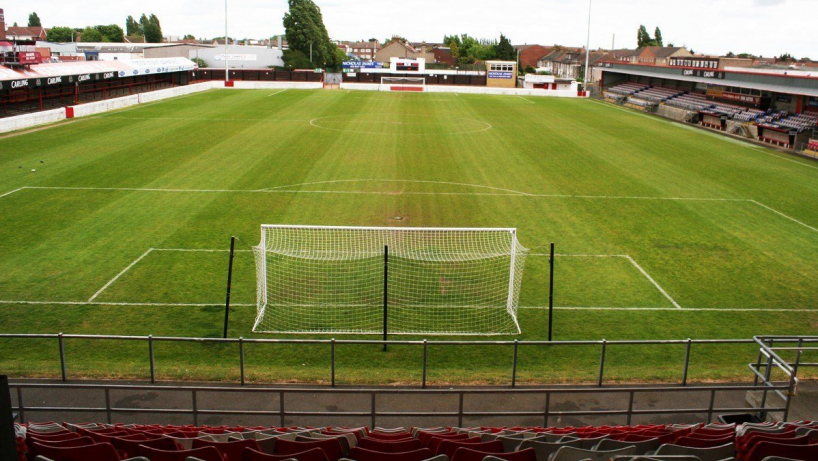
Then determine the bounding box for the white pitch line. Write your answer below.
[152,248,253,252]
[530,253,628,257]
[521,306,812,312]
[516,95,535,105]
[262,179,535,197]
[268,89,288,97]
[88,248,154,302]
[750,200,818,234]
[0,187,26,199]
[623,255,681,309]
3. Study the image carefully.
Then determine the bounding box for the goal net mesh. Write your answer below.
[253,226,529,335]
[380,77,426,91]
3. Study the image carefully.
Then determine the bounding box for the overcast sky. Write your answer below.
[8,0,816,58]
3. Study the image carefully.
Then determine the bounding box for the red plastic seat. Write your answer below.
[367,432,413,441]
[113,436,181,458]
[738,431,809,452]
[417,431,460,446]
[243,447,330,461]
[26,437,95,458]
[675,434,734,448]
[745,440,818,461]
[275,438,343,461]
[29,441,121,461]
[193,437,261,461]
[430,435,480,454]
[438,439,503,459]
[358,438,423,452]
[451,446,536,461]
[138,444,225,461]
[27,432,82,445]
[347,446,432,461]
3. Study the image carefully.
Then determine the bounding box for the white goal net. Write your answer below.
[379,77,426,92]
[253,226,529,335]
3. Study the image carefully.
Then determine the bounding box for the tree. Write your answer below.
[28,12,41,27]
[95,24,125,42]
[143,22,162,43]
[47,26,75,42]
[725,51,736,58]
[637,25,651,48]
[282,49,314,70]
[495,34,515,61]
[777,53,794,62]
[183,34,196,40]
[654,27,663,47]
[191,57,207,68]
[282,0,337,68]
[126,15,140,36]
[139,14,150,35]
[80,27,102,42]
[148,14,163,39]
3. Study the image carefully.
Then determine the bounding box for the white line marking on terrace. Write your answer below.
[623,255,681,309]
[88,248,154,302]
[268,89,288,97]
[0,187,25,199]
[750,200,818,233]
[529,253,681,308]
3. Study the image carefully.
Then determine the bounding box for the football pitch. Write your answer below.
[1,88,817,384]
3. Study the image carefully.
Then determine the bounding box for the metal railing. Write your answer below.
[8,381,791,428]
[0,333,763,388]
[750,335,818,421]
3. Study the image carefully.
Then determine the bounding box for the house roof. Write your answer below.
[6,26,47,39]
[350,41,378,49]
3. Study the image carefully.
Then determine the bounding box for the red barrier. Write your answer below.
[224,81,234,88]
[65,107,74,118]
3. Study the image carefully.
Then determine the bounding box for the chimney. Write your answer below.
[0,9,6,40]
[421,41,426,55]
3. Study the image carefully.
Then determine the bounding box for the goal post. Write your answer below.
[379,76,426,92]
[253,225,529,335]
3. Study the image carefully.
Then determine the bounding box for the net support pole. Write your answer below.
[548,242,555,342]
[383,245,388,352]
[223,236,236,339]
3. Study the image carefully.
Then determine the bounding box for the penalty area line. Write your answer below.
[268,89,288,97]
[88,248,154,302]
[0,187,27,199]
[0,300,255,307]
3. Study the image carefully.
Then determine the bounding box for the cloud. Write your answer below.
[753,0,785,5]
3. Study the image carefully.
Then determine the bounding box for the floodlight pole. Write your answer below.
[548,242,555,342]
[583,0,592,93]
[224,0,229,82]
[383,245,389,352]
[223,236,236,338]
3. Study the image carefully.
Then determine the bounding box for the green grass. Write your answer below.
[1,89,817,385]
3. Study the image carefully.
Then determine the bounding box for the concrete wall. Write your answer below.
[340,82,582,97]
[228,81,323,90]
[138,82,220,104]
[68,96,140,118]
[193,45,284,69]
[0,108,65,134]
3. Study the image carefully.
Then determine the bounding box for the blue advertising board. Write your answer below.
[488,71,513,79]
[342,61,383,69]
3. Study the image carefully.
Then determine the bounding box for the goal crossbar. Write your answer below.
[253,225,528,335]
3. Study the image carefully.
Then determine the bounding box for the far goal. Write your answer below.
[379,76,426,92]
[253,225,529,335]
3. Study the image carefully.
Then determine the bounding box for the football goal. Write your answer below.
[253,225,529,335]
[379,76,426,92]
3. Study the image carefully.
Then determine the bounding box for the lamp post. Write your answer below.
[583,0,592,93]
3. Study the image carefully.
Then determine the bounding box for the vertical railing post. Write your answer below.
[422,340,427,389]
[192,389,198,426]
[682,338,692,386]
[279,391,285,427]
[706,389,716,424]
[371,392,376,429]
[511,340,519,388]
[239,337,245,386]
[148,335,155,384]
[784,338,804,422]
[627,390,635,426]
[458,393,464,428]
[544,392,550,428]
[598,339,607,387]
[759,340,774,417]
[58,333,67,382]
[105,388,112,424]
[331,339,336,388]
[16,388,24,423]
